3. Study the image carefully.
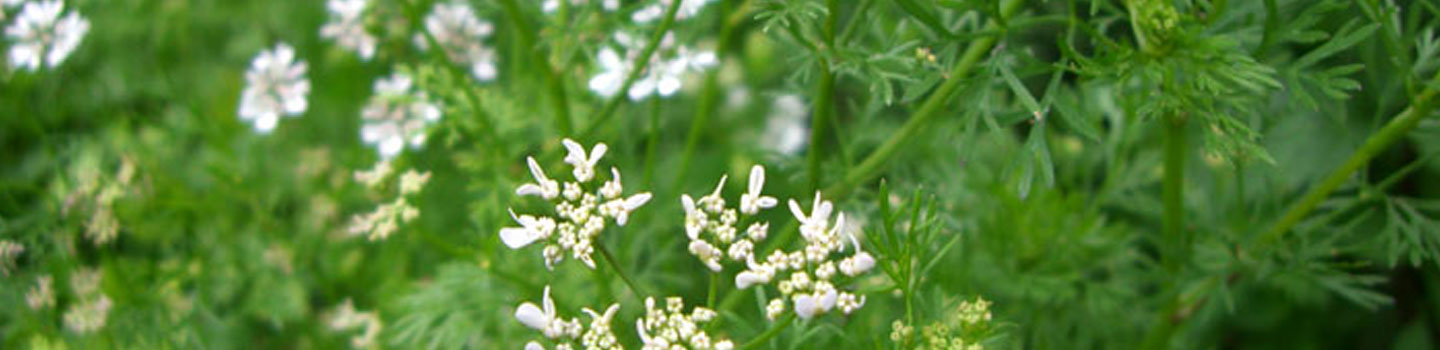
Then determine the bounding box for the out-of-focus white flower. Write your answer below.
[5,0,88,70]
[360,73,441,158]
[0,240,22,276]
[328,299,383,349]
[543,0,618,13]
[632,0,714,23]
[27,275,55,310]
[761,94,809,155]
[63,268,111,334]
[347,166,429,241]
[320,0,377,60]
[636,297,733,350]
[415,2,498,81]
[588,31,716,101]
[238,43,310,134]
[504,139,651,270]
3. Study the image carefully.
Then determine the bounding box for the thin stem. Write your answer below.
[581,0,684,139]
[644,96,662,187]
[1162,114,1186,271]
[806,0,839,192]
[597,241,647,298]
[498,0,573,135]
[707,272,720,309]
[822,0,1025,199]
[740,314,796,350]
[1258,71,1440,247]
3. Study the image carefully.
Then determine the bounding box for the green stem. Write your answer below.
[581,0,684,139]
[644,96,661,187]
[1259,72,1440,247]
[596,241,647,298]
[498,0,573,135]
[1162,114,1186,271]
[806,0,839,192]
[821,0,1025,199]
[740,313,796,350]
[707,272,720,309]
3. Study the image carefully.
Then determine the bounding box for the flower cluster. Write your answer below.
[360,73,442,158]
[735,192,876,320]
[543,0,618,13]
[63,268,113,334]
[415,2,498,81]
[588,31,716,101]
[0,240,21,276]
[4,0,88,70]
[760,95,809,156]
[516,286,622,350]
[501,138,652,269]
[59,152,137,246]
[238,43,311,134]
[636,296,734,350]
[329,299,383,349]
[681,165,777,272]
[320,0,376,60]
[892,296,995,350]
[26,274,55,310]
[346,161,431,241]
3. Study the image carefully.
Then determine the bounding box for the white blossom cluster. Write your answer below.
[501,138,652,270]
[415,2,498,81]
[320,0,377,60]
[238,43,311,134]
[60,153,137,246]
[4,0,88,71]
[329,299,383,349]
[735,192,876,320]
[26,274,55,310]
[0,240,22,276]
[360,73,442,159]
[636,296,734,350]
[631,0,715,23]
[543,0,618,13]
[589,31,716,101]
[63,268,112,334]
[760,95,809,156]
[346,161,431,241]
[681,165,777,272]
[516,286,623,350]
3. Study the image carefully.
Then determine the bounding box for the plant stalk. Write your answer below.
[739,314,796,350]
[1162,113,1186,271]
[596,241,646,299]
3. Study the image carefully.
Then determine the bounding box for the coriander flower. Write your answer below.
[588,31,716,101]
[681,165,778,272]
[320,0,377,60]
[631,0,715,23]
[502,139,652,269]
[636,296,734,350]
[415,2,498,81]
[328,299,383,348]
[5,0,88,70]
[543,0,618,13]
[760,94,810,156]
[27,275,55,310]
[238,43,310,133]
[0,240,21,276]
[347,165,430,241]
[63,268,111,334]
[517,285,622,350]
[735,192,875,320]
[360,73,442,158]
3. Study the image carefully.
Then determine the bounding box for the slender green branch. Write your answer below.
[707,272,720,309]
[581,0,684,138]
[498,0,573,135]
[821,0,1026,199]
[1259,72,1440,247]
[806,0,840,192]
[596,241,647,298]
[1162,113,1186,271]
[740,314,797,350]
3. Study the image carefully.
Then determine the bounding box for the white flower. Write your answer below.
[588,31,716,101]
[543,0,618,13]
[5,0,88,70]
[580,304,622,350]
[516,286,584,341]
[328,299,383,348]
[238,43,310,133]
[26,275,55,310]
[688,240,723,272]
[637,297,732,350]
[735,257,773,289]
[0,240,21,276]
[562,138,608,183]
[761,95,810,155]
[740,165,778,214]
[320,0,377,60]
[500,209,556,248]
[360,73,442,158]
[517,157,561,199]
[416,2,498,81]
[631,0,714,23]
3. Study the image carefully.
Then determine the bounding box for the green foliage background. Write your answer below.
[3,0,1440,348]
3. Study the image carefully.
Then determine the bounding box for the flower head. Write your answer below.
[588,31,716,101]
[328,299,383,348]
[503,139,651,269]
[516,286,620,350]
[415,2,498,81]
[0,240,22,276]
[636,296,733,350]
[631,0,715,23]
[320,0,377,60]
[736,192,875,320]
[5,0,88,70]
[238,43,310,133]
[360,73,442,158]
[681,166,779,272]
